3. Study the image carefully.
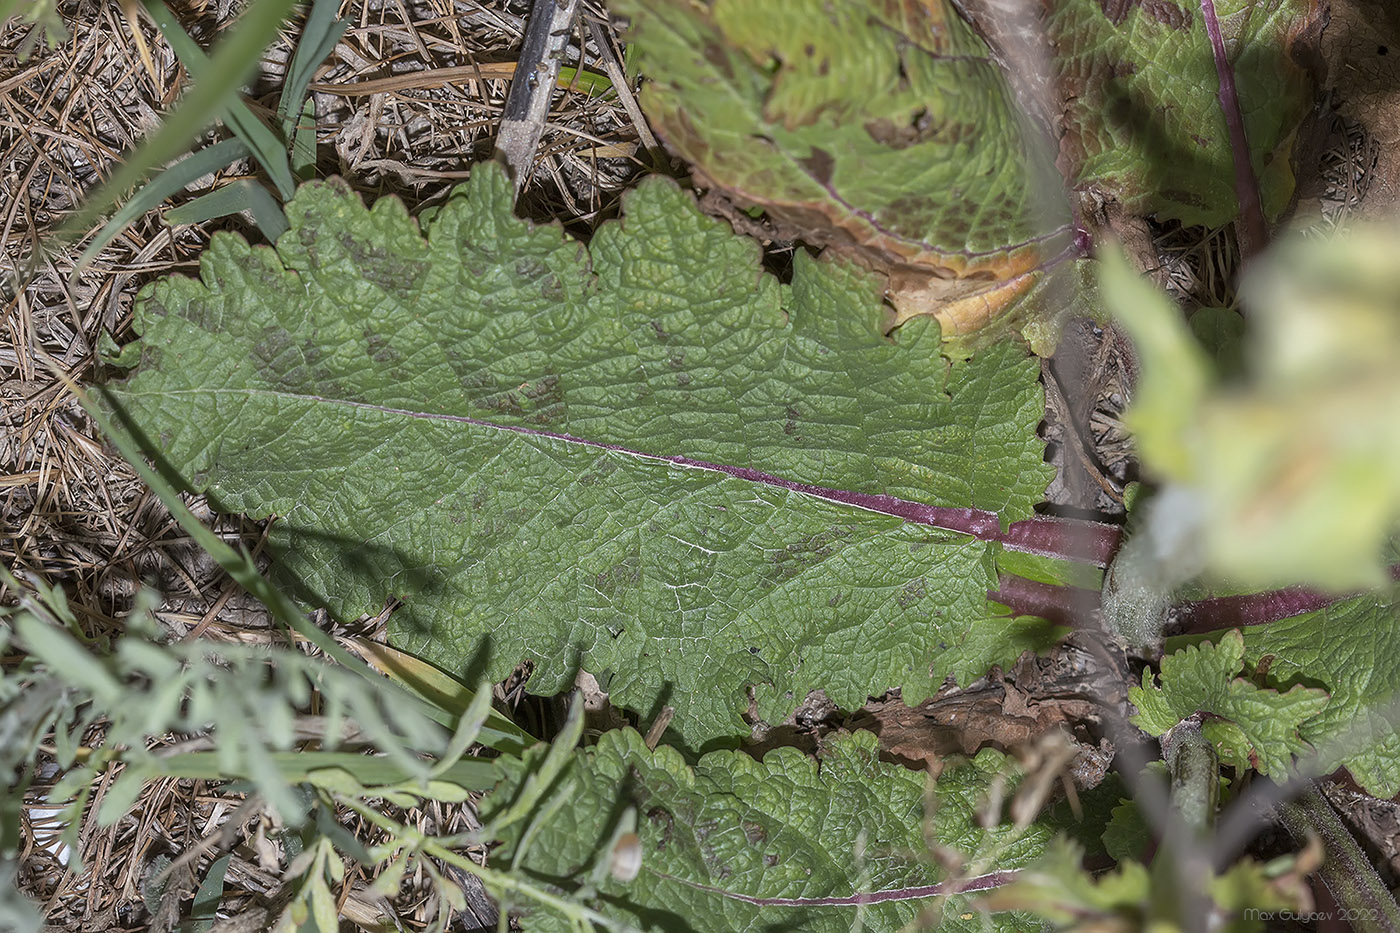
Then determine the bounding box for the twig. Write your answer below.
[583,14,659,155]
[495,0,581,196]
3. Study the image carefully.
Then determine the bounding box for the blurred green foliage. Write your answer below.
[1107,229,1400,590]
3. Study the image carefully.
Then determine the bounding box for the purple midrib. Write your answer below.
[646,867,1021,907]
[181,387,1123,565]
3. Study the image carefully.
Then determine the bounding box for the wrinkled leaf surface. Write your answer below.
[106,164,1056,747]
[485,729,1047,931]
[617,0,1077,341]
[1131,630,1329,777]
[1047,0,1315,226]
[1234,591,1400,796]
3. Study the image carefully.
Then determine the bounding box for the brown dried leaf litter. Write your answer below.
[3,0,641,928]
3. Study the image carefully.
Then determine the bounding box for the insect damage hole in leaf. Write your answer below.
[104,161,1060,748]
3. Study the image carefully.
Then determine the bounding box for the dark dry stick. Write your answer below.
[495,0,581,194]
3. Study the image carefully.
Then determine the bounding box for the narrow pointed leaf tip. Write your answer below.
[105,161,1056,746]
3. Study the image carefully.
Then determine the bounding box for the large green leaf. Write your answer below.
[616,0,1077,343]
[105,163,1057,747]
[1046,0,1314,225]
[616,0,1315,345]
[485,729,1048,931]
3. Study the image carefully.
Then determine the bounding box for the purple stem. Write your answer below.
[267,390,1125,566]
[646,868,1021,907]
[1199,0,1268,259]
[1172,587,1337,635]
[991,574,1331,633]
[989,573,1101,628]
[993,564,1400,635]
[229,394,1389,635]
[1173,565,1400,635]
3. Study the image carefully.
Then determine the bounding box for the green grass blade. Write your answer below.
[290,97,318,180]
[351,640,532,755]
[189,853,232,933]
[153,750,501,788]
[75,138,250,270]
[557,65,613,97]
[279,0,348,130]
[141,0,298,199]
[64,0,299,259]
[431,679,496,778]
[164,179,291,241]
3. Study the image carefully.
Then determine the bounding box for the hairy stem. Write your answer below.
[1162,716,1219,837]
[1278,787,1400,933]
[1101,491,1206,652]
[988,574,1101,628]
[1156,717,1217,932]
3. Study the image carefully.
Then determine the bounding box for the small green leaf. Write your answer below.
[307,874,339,933]
[98,766,152,827]
[1101,247,1211,481]
[1130,631,1329,777]
[1190,307,1246,375]
[1101,798,1151,863]
[1230,589,1400,796]
[981,837,1306,932]
[1209,857,1313,933]
[15,615,122,704]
